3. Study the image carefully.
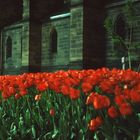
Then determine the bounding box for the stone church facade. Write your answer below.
[0,0,140,74]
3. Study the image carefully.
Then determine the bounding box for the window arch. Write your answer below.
[114,15,127,57]
[115,15,126,40]
[6,36,12,59]
[50,28,58,53]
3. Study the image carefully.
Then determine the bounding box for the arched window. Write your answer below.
[50,28,57,53]
[115,15,126,40]
[114,15,127,57]
[6,36,12,59]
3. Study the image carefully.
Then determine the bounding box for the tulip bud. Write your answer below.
[49,108,55,116]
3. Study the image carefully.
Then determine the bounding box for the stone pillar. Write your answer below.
[71,0,83,5]
[0,30,2,74]
[21,0,30,73]
[23,0,30,20]
[21,23,30,73]
[69,0,83,69]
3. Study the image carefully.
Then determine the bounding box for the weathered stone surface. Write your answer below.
[41,17,70,71]
[70,5,83,65]
[71,0,83,5]
[105,0,140,70]
[0,0,139,74]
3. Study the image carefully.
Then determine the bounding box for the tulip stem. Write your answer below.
[52,117,56,130]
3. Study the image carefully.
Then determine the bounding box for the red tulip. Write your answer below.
[49,108,55,116]
[108,106,119,118]
[35,94,41,101]
[119,103,133,116]
[88,116,103,131]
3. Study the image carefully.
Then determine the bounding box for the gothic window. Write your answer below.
[50,28,58,53]
[114,15,127,57]
[115,15,126,40]
[6,36,12,59]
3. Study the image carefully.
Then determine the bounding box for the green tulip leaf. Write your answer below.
[52,129,59,139]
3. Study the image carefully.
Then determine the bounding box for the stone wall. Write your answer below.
[69,1,83,69]
[1,21,29,74]
[0,31,2,74]
[41,1,84,72]
[105,1,140,70]
[41,17,70,72]
[2,23,22,74]
[21,21,30,73]
[1,0,139,74]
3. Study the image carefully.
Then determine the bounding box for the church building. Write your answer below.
[0,0,140,74]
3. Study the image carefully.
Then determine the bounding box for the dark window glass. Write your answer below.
[6,36,12,59]
[114,15,127,57]
[115,16,126,40]
[50,28,57,53]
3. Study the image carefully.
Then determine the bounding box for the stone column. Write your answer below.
[21,0,30,73]
[0,30,2,74]
[23,0,30,20]
[69,0,83,69]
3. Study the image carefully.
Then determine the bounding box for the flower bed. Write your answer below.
[0,68,140,140]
